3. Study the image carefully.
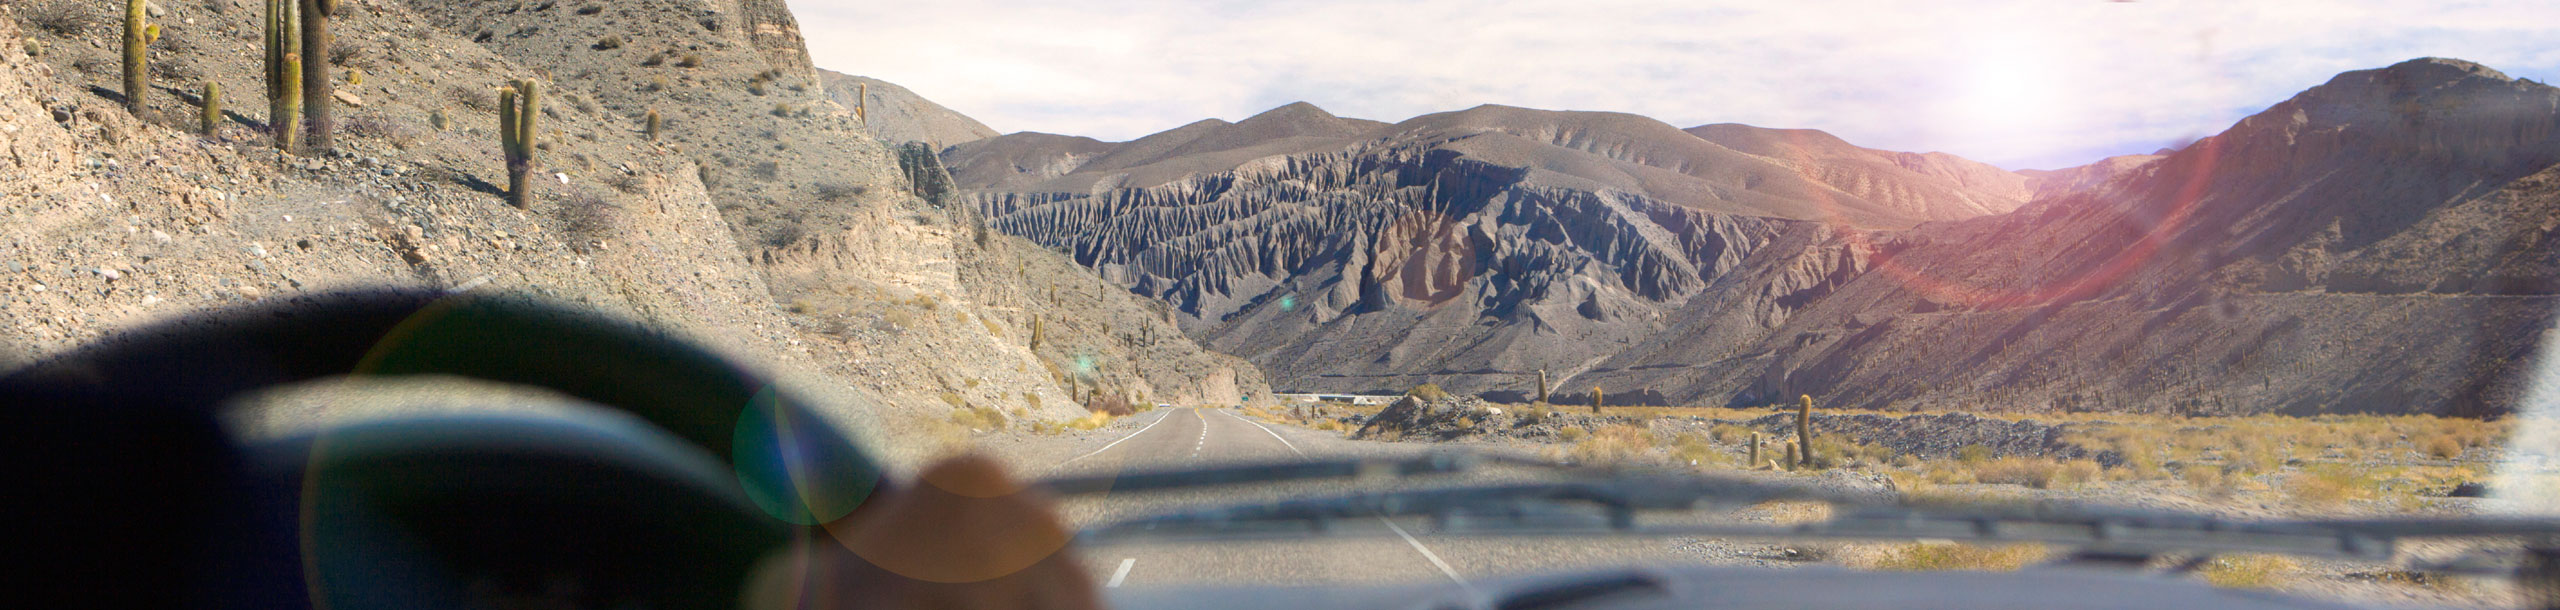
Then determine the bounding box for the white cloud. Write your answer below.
[790,0,2560,169]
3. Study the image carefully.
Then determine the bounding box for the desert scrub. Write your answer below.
[1866,543,2047,572]
[948,405,1007,431]
[2198,555,2298,589]
[1970,457,2097,489]
[1669,432,1728,468]
[1406,383,1451,402]
[1568,425,1654,465]
[1557,426,1589,442]
[2286,464,2378,507]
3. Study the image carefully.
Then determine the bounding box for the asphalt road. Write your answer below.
[1020,407,1746,594]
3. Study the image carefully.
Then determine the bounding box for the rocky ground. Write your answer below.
[0,0,1271,470]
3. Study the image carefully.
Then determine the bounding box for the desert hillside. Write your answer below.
[946,58,2560,416]
[0,0,1270,466]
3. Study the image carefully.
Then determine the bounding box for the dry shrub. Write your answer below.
[1065,412,1113,431]
[1568,424,1654,464]
[1088,394,1136,417]
[2286,464,2377,507]
[1866,543,2047,572]
[2199,555,2298,589]
[448,84,498,112]
[1406,383,1451,402]
[947,405,1006,431]
[343,113,420,146]
[1557,426,1588,442]
[2183,465,2239,500]
[1973,457,2062,489]
[939,392,967,409]
[557,189,625,252]
[2419,434,2463,459]
[20,0,90,36]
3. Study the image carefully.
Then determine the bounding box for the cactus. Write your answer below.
[1747,432,1761,468]
[199,82,221,134]
[1029,318,1046,349]
[1795,394,1815,468]
[643,108,660,141]
[122,0,149,114]
[856,81,869,124]
[264,0,301,152]
[1589,386,1603,415]
[300,0,338,152]
[1785,441,1801,471]
[498,79,540,208]
[1536,369,1549,404]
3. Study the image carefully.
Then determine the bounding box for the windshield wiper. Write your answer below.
[1074,467,2560,567]
[1033,451,1555,497]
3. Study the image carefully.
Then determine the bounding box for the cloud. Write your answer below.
[790,0,2560,169]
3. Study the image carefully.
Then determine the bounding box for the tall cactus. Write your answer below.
[1589,386,1603,415]
[264,0,301,152]
[643,108,661,141]
[1535,369,1549,404]
[498,79,541,208]
[199,82,221,134]
[1795,394,1815,468]
[122,0,149,114]
[1748,432,1761,469]
[300,0,338,152]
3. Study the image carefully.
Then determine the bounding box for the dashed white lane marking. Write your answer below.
[1058,409,1177,467]
[1216,410,1473,591]
[1107,558,1136,588]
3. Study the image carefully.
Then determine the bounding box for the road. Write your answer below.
[1014,407,1743,593]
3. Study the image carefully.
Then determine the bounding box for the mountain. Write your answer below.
[816,70,998,149]
[0,0,1269,464]
[950,101,2041,401]
[951,58,2560,416]
[1581,57,2560,417]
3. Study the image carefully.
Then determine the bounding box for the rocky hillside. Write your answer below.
[815,70,996,150]
[1584,57,2560,417]
[950,58,2560,417]
[948,101,2040,403]
[0,0,1269,464]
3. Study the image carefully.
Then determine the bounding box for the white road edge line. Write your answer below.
[1218,410,1473,591]
[1107,558,1136,588]
[1220,409,1303,456]
[1058,409,1176,467]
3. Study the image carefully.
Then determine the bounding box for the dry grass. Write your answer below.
[1864,543,2048,572]
[2198,554,2299,589]
[2286,464,2379,507]
[1567,424,1653,464]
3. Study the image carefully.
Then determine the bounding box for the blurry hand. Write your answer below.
[748,454,1102,610]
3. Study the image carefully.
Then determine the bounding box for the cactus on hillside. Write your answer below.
[498,79,541,208]
[643,108,661,141]
[1029,318,1046,349]
[300,0,339,152]
[1536,369,1549,404]
[122,0,149,114]
[199,82,221,134]
[264,0,302,152]
[856,81,868,124]
[1747,432,1761,469]
[1590,386,1603,415]
[1795,394,1815,468]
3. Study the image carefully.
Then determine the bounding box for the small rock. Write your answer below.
[2448,481,2490,498]
[333,90,364,107]
[94,268,122,281]
[29,284,45,293]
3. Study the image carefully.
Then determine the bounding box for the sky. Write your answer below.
[789,0,2560,170]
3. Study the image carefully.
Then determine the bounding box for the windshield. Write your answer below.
[6,0,2559,608]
